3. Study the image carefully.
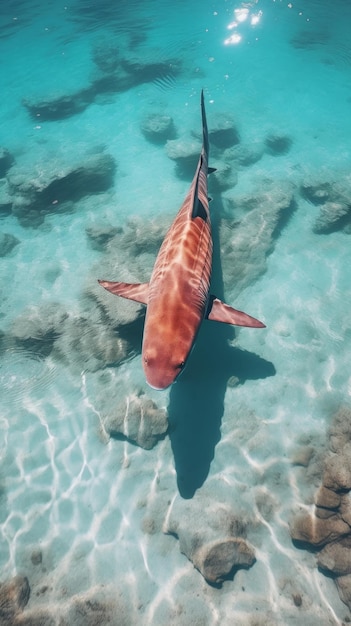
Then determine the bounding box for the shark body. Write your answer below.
[99,91,265,390]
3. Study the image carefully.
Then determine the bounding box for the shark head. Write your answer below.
[142,346,187,390]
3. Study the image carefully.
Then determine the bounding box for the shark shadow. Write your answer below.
[167,200,276,499]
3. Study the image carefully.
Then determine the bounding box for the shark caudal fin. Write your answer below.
[206,296,265,328]
[191,91,215,221]
[200,89,209,158]
[98,280,149,305]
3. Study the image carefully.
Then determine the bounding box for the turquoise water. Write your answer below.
[1,0,351,623]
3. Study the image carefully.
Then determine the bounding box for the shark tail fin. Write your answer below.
[98,280,149,305]
[206,296,265,328]
[200,89,209,158]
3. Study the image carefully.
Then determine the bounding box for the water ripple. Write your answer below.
[0,347,57,407]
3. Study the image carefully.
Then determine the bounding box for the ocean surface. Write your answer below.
[1,0,351,623]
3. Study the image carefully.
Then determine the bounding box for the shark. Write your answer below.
[99,90,265,390]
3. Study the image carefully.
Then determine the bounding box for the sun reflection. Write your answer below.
[224,2,263,46]
[224,33,242,46]
[251,12,262,26]
[235,7,250,22]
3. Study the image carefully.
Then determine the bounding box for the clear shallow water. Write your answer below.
[1,0,351,623]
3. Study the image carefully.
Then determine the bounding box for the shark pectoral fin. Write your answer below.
[206,296,266,328]
[98,280,149,304]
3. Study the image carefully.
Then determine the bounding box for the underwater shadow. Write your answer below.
[168,320,275,499]
[168,198,276,499]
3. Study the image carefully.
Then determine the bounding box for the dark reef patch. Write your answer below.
[23,43,182,122]
[0,232,20,257]
[264,132,292,156]
[0,575,30,623]
[0,147,15,177]
[300,174,351,233]
[290,406,351,611]
[141,113,176,144]
[220,181,296,297]
[7,152,116,227]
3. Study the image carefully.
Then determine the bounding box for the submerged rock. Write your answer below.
[223,142,264,167]
[328,406,351,453]
[166,138,202,178]
[338,496,351,528]
[290,406,351,610]
[23,88,93,121]
[164,496,256,585]
[165,137,202,161]
[103,391,168,449]
[336,574,351,611]
[7,153,116,227]
[208,113,240,149]
[111,214,169,256]
[53,313,132,373]
[264,132,292,155]
[141,113,176,143]
[220,182,295,297]
[0,575,30,622]
[314,486,341,510]
[208,160,238,192]
[85,223,122,251]
[23,67,133,121]
[120,54,181,85]
[11,302,68,357]
[323,447,351,491]
[0,147,15,177]
[318,537,351,576]
[300,180,331,204]
[0,328,5,353]
[192,113,240,149]
[0,180,13,215]
[92,41,124,74]
[24,48,181,121]
[0,231,20,256]
[290,510,350,548]
[301,174,351,233]
[313,200,351,234]
[192,538,255,585]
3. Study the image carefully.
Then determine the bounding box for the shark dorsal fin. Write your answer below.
[98,280,149,304]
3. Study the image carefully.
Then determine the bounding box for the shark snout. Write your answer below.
[146,380,172,391]
[144,368,176,391]
[143,352,185,391]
